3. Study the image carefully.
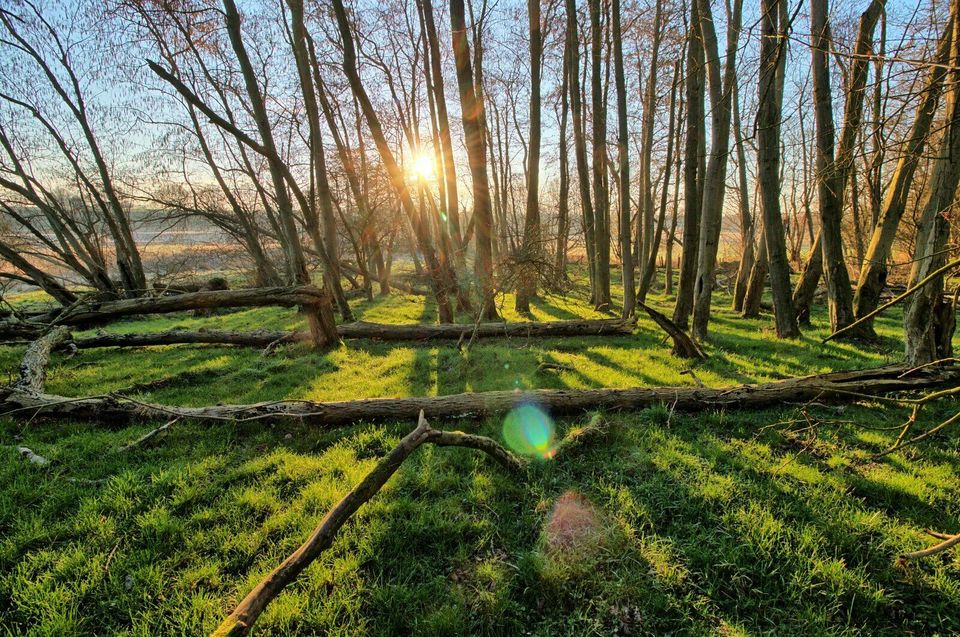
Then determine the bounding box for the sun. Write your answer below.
[409,153,435,181]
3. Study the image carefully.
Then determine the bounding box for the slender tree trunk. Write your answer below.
[673,0,705,329]
[613,0,633,317]
[589,0,611,311]
[516,0,543,313]
[639,61,680,303]
[758,0,799,337]
[332,0,454,323]
[565,0,596,299]
[222,0,335,346]
[690,0,742,341]
[731,77,754,313]
[419,0,463,257]
[450,0,499,319]
[286,0,352,321]
[556,31,572,282]
[809,0,883,337]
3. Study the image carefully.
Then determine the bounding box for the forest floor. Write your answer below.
[1,272,959,636]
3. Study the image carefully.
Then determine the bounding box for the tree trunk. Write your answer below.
[638,61,680,303]
[69,317,638,348]
[589,0,611,311]
[5,363,956,429]
[809,0,883,337]
[332,0,454,323]
[613,0,634,317]
[221,0,336,347]
[905,0,960,366]
[758,0,799,337]
[673,0,705,329]
[854,16,953,331]
[516,0,543,313]
[450,0,500,320]
[690,0,742,341]
[731,77,754,313]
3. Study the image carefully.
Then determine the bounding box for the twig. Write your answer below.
[901,532,960,560]
[120,418,181,451]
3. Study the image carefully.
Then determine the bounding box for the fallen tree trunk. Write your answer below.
[70,317,637,349]
[2,363,956,428]
[0,287,333,337]
[16,327,71,392]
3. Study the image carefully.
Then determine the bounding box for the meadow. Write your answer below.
[1,277,958,636]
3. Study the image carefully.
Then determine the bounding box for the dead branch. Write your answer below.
[825,256,960,343]
[211,411,522,637]
[16,446,50,466]
[901,532,960,560]
[120,418,180,451]
[637,301,707,359]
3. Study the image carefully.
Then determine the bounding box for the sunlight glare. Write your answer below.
[409,152,435,181]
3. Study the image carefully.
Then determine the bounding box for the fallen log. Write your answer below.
[0,286,335,340]
[16,327,71,392]
[2,364,956,429]
[211,411,523,637]
[69,317,637,349]
[636,302,706,359]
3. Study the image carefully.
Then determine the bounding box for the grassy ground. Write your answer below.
[1,274,959,636]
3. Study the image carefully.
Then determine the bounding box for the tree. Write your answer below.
[612,0,633,317]
[588,0,611,311]
[331,0,455,323]
[450,0,499,320]
[853,15,953,333]
[690,0,742,341]
[757,0,799,338]
[904,0,960,365]
[809,0,883,336]
[673,0,704,329]
[516,0,543,313]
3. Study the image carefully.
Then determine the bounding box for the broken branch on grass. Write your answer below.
[120,418,181,451]
[901,532,960,560]
[211,410,523,637]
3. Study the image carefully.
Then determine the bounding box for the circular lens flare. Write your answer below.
[502,402,556,459]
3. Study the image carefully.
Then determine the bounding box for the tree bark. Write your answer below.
[450,0,500,320]
[673,0,705,329]
[589,0,611,311]
[211,412,521,637]
[4,364,956,429]
[905,0,960,366]
[69,317,638,348]
[516,0,543,313]
[331,0,455,323]
[758,0,799,337]
[613,0,634,317]
[690,0,742,341]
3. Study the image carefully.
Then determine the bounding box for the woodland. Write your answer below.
[0,0,959,634]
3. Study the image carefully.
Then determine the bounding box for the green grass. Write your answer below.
[1,273,958,635]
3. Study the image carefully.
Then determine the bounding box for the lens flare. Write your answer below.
[502,402,556,459]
